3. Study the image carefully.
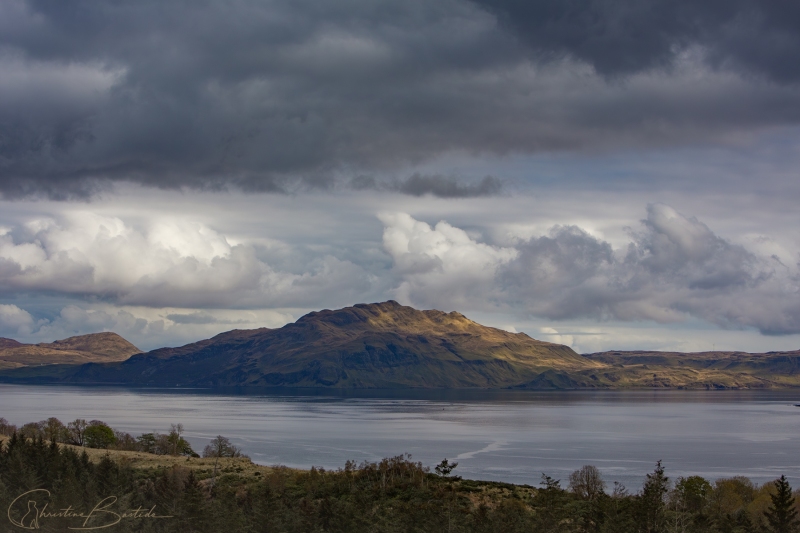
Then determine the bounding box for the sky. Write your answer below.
[0,0,799,353]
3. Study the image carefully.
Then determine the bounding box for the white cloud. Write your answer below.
[0,304,36,336]
[380,207,800,335]
[378,212,517,309]
[538,327,574,348]
[0,211,372,309]
[1,197,799,351]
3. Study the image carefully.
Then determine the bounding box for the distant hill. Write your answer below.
[0,332,141,370]
[583,350,800,388]
[0,301,601,388]
[0,303,799,389]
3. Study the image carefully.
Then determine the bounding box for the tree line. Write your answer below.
[2,416,799,532]
[0,416,242,460]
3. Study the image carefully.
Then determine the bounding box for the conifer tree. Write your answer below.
[434,458,458,478]
[638,460,669,533]
[764,475,799,533]
[178,471,207,533]
[533,474,570,531]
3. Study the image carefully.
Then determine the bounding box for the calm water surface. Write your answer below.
[1,385,799,489]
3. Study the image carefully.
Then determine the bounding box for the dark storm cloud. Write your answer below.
[395,175,502,198]
[350,174,502,197]
[1,0,799,196]
[472,0,800,81]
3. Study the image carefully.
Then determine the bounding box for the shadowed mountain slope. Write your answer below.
[0,302,600,388]
[0,332,141,370]
[2,303,800,389]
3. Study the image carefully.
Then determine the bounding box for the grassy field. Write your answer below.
[0,434,273,480]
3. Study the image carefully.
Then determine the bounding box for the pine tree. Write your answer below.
[533,474,570,531]
[764,475,799,533]
[638,460,669,533]
[178,471,207,533]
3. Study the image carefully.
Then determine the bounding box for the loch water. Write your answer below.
[1,384,799,490]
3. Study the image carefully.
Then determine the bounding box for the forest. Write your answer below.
[1,416,799,532]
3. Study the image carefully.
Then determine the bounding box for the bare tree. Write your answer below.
[202,435,241,487]
[67,419,88,446]
[169,424,184,455]
[42,417,66,443]
[112,431,138,451]
[0,417,17,436]
[202,435,241,459]
[20,421,44,440]
[569,465,606,500]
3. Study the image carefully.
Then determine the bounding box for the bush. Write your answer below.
[135,426,197,456]
[84,421,116,449]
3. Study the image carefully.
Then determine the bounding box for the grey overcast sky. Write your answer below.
[1,0,799,352]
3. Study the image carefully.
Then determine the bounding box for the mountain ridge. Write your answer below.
[0,302,799,389]
[0,301,599,388]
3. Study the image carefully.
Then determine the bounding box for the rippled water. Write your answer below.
[2,385,799,489]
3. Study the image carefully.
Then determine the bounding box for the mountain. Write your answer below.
[1,302,799,389]
[0,332,142,370]
[0,301,603,388]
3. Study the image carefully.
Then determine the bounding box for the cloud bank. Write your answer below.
[380,205,800,335]
[1,0,799,196]
[1,203,798,348]
[0,212,372,309]
[474,0,800,81]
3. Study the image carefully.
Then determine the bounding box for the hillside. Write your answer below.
[0,332,141,370]
[1,302,799,389]
[583,350,800,388]
[0,301,603,388]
